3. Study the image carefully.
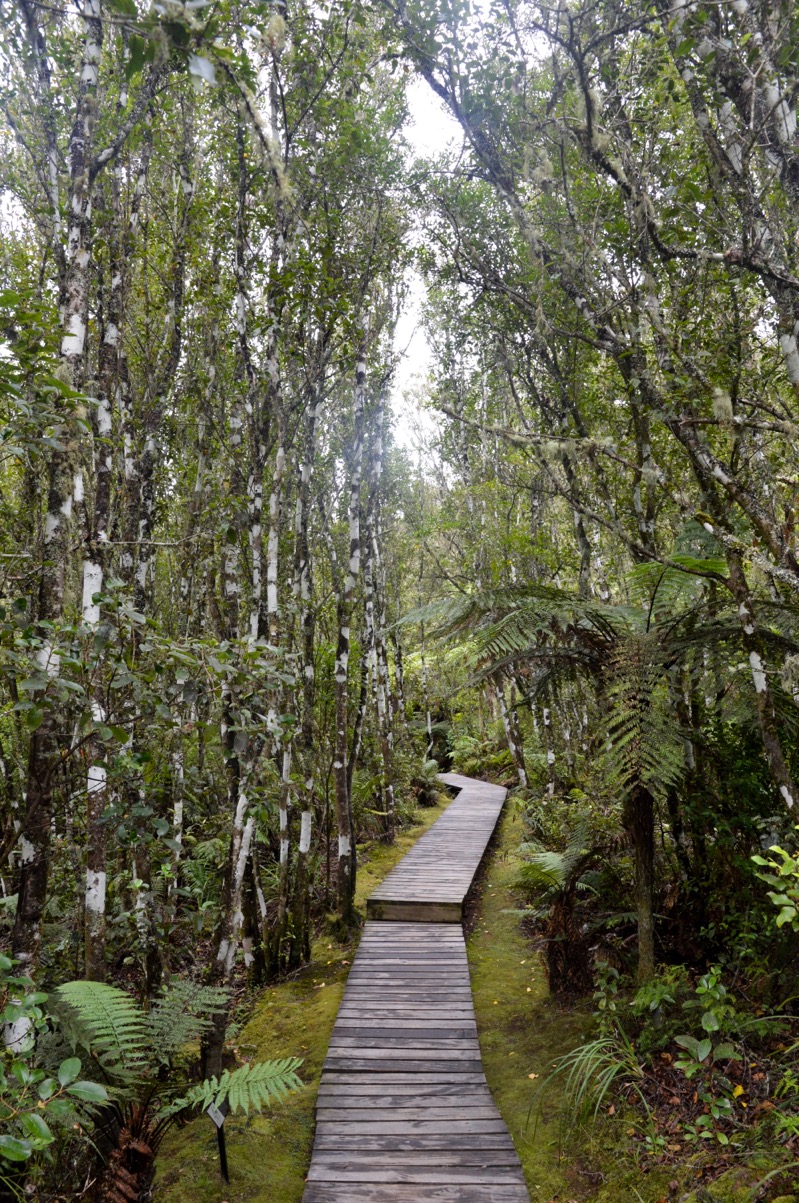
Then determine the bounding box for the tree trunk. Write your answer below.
[625,786,656,983]
[496,674,528,788]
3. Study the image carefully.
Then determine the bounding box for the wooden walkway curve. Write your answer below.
[302,773,530,1203]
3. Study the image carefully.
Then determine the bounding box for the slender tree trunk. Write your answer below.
[367,392,395,841]
[12,0,102,976]
[625,787,656,983]
[81,170,122,983]
[420,620,434,759]
[290,388,322,966]
[333,351,365,923]
[542,705,555,797]
[728,554,797,809]
[496,674,528,788]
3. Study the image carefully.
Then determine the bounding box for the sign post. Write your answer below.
[205,1099,230,1182]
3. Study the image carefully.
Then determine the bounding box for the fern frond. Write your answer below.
[519,821,593,895]
[147,981,231,1065]
[53,982,150,1080]
[602,634,685,799]
[174,1057,303,1117]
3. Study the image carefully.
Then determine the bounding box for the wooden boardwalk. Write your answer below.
[303,774,529,1203]
[367,773,508,923]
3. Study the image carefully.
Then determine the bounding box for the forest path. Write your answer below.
[301,774,529,1202]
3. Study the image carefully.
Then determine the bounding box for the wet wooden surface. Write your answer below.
[302,775,528,1202]
[366,773,507,923]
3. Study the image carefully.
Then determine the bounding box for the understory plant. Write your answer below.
[517,816,602,995]
[539,960,797,1162]
[752,827,799,932]
[1,956,107,1195]
[49,979,303,1200]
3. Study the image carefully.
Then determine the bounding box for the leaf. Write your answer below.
[58,1057,81,1086]
[697,1039,712,1062]
[19,1113,52,1143]
[53,981,150,1077]
[25,707,44,731]
[65,1081,108,1103]
[701,1010,720,1032]
[713,1043,741,1061]
[182,1057,303,1116]
[674,1034,700,1058]
[126,34,146,78]
[0,1135,33,1162]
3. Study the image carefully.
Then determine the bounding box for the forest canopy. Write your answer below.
[2,0,799,1198]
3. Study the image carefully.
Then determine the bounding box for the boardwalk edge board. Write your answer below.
[302,773,530,1203]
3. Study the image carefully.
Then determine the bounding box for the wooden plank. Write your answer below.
[312,1134,518,1152]
[306,1168,527,1185]
[303,1186,530,1203]
[310,1152,522,1168]
[316,1107,503,1122]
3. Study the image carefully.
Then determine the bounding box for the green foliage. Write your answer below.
[147,980,231,1065]
[603,634,685,803]
[52,978,235,1082]
[752,828,799,932]
[174,1057,304,1117]
[50,975,301,1111]
[518,818,592,896]
[53,980,151,1080]
[538,1027,648,1131]
[593,963,622,1037]
[0,956,107,1177]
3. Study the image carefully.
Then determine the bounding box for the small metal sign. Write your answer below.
[206,1102,226,1129]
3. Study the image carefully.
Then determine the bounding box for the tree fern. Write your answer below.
[148,981,231,1065]
[602,633,686,801]
[170,1057,303,1117]
[53,981,151,1080]
[518,820,592,894]
[52,979,233,1081]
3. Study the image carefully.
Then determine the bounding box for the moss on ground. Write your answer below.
[153,793,452,1203]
